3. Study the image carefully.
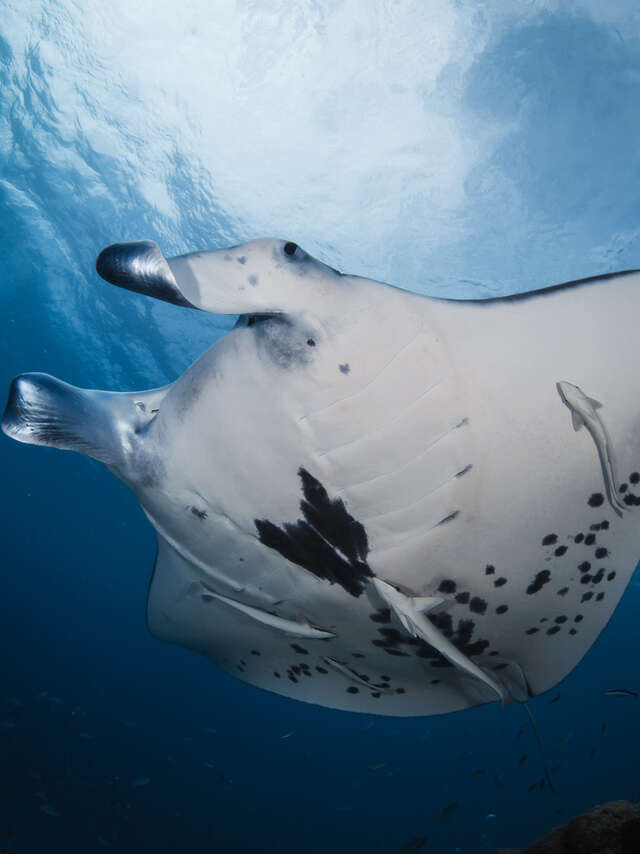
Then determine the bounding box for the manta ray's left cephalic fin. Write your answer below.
[186,583,336,639]
[372,578,505,703]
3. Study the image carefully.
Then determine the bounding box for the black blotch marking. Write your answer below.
[592,568,605,584]
[431,679,441,684]
[601,520,610,529]
[371,692,381,698]
[255,468,372,597]
[574,615,583,622]
[585,534,596,546]
[274,672,280,678]
[588,493,604,508]
[395,688,405,695]
[569,628,577,635]
[623,493,640,506]
[469,597,487,614]
[438,579,457,594]
[251,649,260,656]
[489,651,499,657]
[496,605,508,615]
[381,675,391,681]
[339,363,350,374]
[248,274,258,286]
[291,644,308,655]
[595,547,608,559]
[578,561,591,573]
[631,472,640,484]
[554,546,568,557]
[485,564,496,575]
[527,570,551,595]
[374,614,488,667]
[455,592,470,604]
[240,660,246,666]
[542,534,557,546]
[288,675,298,683]
[607,571,616,581]
[581,592,594,602]
[370,609,391,624]
[316,666,328,674]
[493,663,509,670]
[346,686,359,694]
[590,523,601,531]
[620,483,629,493]
[190,506,208,520]
[555,616,567,624]
[352,652,365,659]
[574,533,584,543]
[546,626,561,635]
[306,338,315,347]
[291,665,301,675]
[580,574,592,584]
[558,587,569,596]
[525,628,539,635]
[540,618,548,623]
[596,592,605,601]
[237,255,247,264]
[494,577,507,587]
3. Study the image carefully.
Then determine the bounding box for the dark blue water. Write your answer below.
[2,3,640,852]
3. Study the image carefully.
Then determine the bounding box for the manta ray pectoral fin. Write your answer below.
[197,588,336,639]
[372,578,504,703]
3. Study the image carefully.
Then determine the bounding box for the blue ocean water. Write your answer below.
[2,2,640,852]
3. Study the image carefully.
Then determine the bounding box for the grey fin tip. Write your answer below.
[96,240,196,309]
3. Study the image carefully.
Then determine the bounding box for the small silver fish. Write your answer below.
[603,688,638,698]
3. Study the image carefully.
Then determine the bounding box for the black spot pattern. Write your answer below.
[485,564,496,575]
[316,666,328,674]
[558,587,569,596]
[569,628,577,635]
[581,592,594,602]
[596,592,605,601]
[255,468,372,597]
[631,472,640,484]
[494,577,507,587]
[585,534,596,546]
[455,592,470,604]
[580,574,592,584]
[592,568,605,584]
[291,644,308,655]
[574,615,583,622]
[542,534,557,546]
[578,561,591,573]
[346,686,359,694]
[555,616,567,624]
[370,609,391,624]
[574,533,584,543]
[595,547,608,559]
[469,597,488,614]
[527,571,551,595]
[496,605,508,615]
[438,579,457,594]
[607,571,616,581]
[546,626,561,635]
[588,493,604,507]
[525,628,539,635]
[554,546,568,557]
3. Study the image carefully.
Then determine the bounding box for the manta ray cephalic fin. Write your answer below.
[372,578,505,703]
[186,583,336,639]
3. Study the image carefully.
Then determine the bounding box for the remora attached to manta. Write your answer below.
[4,237,640,717]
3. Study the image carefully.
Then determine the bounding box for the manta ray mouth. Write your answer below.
[96,240,196,309]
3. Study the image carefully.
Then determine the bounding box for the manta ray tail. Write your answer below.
[2,373,168,471]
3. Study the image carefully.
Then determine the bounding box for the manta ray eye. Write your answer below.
[283,242,298,257]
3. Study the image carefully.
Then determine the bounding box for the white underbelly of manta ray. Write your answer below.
[4,236,640,720]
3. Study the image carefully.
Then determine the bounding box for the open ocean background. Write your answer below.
[2,2,640,852]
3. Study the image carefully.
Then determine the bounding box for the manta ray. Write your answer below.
[4,238,640,719]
